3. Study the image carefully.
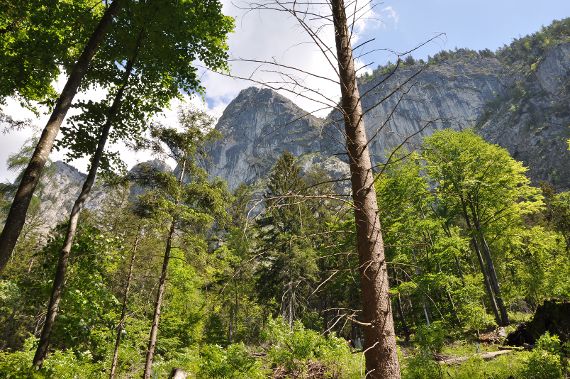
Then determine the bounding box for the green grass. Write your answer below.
[440,340,500,357]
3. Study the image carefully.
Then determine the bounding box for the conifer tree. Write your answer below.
[136,109,228,379]
[255,152,318,328]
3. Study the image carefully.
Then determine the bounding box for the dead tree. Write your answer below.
[205,0,446,375]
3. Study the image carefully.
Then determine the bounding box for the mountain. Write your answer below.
[38,19,570,224]
[207,19,570,190]
[32,161,108,234]
[205,87,327,190]
[34,160,173,234]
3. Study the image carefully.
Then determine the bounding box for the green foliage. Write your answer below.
[520,350,563,379]
[0,0,101,104]
[414,321,446,354]
[136,108,229,230]
[547,191,570,252]
[535,332,562,355]
[423,129,543,227]
[159,248,207,348]
[498,18,570,70]
[0,337,105,379]
[53,0,234,173]
[254,152,320,326]
[402,352,442,379]
[263,317,359,377]
[198,343,265,378]
[500,226,570,305]
[443,354,527,379]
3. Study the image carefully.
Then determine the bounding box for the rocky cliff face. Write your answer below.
[41,20,569,221]
[34,161,108,233]
[478,42,570,188]
[207,25,570,190]
[323,54,509,163]
[206,87,327,190]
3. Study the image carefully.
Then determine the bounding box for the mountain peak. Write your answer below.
[206,87,325,190]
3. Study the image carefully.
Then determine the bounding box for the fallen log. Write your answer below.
[437,349,514,365]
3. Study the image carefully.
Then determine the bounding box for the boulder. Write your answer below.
[505,300,570,346]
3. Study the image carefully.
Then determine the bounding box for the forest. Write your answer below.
[1,1,569,378]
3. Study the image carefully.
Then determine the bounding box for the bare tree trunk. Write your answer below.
[142,161,186,379]
[465,200,508,325]
[109,229,141,379]
[330,0,400,376]
[458,197,502,325]
[142,220,174,379]
[0,0,121,271]
[477,231,509,325]
[32,38,139,369]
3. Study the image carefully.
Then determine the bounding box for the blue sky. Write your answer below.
[352,0,570,69]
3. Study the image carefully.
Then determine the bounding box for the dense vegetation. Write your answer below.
[1,126,569,377]
[0,1,568,377]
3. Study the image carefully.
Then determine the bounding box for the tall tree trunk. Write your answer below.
[227,281,239,344]
[330,0,400,376]
[110,229,141,379]
[143,161,186,379]
[476,229,509,325]
[422,303,431,326]
[395,294,410,342]
[32,40,140,368]
[0,0,121,271]
[471,237,502,324]
[392,269,410,342]
[143,221,175,379]
[411,250,431,326]
[459,197,502,325]
[466,201,509,325]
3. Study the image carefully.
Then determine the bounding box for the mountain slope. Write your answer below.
[206,87,327,190]
[207,19,570,190]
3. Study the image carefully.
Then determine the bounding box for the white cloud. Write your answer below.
[200,0,381,117]
[381,6,399,26]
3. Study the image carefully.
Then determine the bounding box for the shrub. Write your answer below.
[0,337,38,379]
[444,354,527,379]
[263,317,360,377]
[0,337,104,379]
[198,343,265,379]
[520,350,563,379]
[414,321,446,354]
[402,352,442,379]
[535,332,562,355]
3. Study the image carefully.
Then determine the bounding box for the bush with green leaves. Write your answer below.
[443,354,527,379]
[198,343,265,379]
[0,337,105,379]
[520,350,563,379]
[535,332,562,355]
[263,317,360,377]
[517,332,565,379]
[402,352,442,379]
[414,321,446,354]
